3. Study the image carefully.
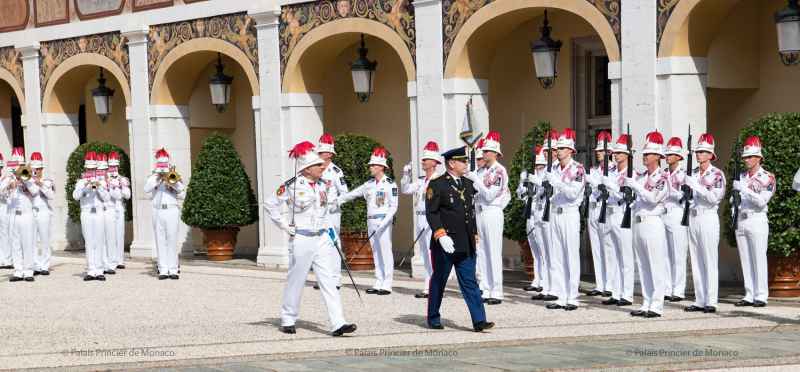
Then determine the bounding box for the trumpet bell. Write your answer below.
[16,165,32,181]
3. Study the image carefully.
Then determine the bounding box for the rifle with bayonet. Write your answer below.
[680,126,693,226]
[620,124,634,229]
[541,130,553,222]
[598,136,610,224]
[731,141,742,231]
[580,144,593,221]
[523,146,536,221]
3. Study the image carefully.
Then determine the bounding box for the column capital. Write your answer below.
[656,57,708,76]
[17,44,40,60]
[249,8,281,28]
[122,27,150,46]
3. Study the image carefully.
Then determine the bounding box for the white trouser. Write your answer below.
[326,212,342,284]
[10,210,35,278]
[281,232,346,332]
[537,221,554,295]
[475,211,485,286]
[605,207,634,301]
[153,206,180,275]
[735,212,769,303]
[588,204,608,292]
[0,204,10,266]
[33,207,52,271]
[634,215,667,314]
[368,219,393,291]
[415,220,434,293]
[550,208,581,306]
[102,207,117,271]
[526,218,547,289]
[688,210,720,308]
[477,207,504,299]
[663,208,688,298]
[113,207,125,267]
[81,208,105,277]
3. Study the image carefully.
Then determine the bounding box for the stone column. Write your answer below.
[41,112,79,251]
[122,27,157,259]
[656,57,708,141]
[18,45,44,153]
[620,0,657,157]
[413,0,446,148]
[608,61,622,134]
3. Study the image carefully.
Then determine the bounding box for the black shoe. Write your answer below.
[617,299,633,306]
[104,270,116,275]
[482,298,489,303]
[703,306,716,313]
[669,296,684,302]
[664,295,673,302]
[630,310,646,317]
[523,285,541,292]
[377,290,391,295]
[564,304,578,311]
[735,300,754,307]
[586,290,603,296]
[684,305,704,312]
[473,321,494,332]
[365,288,379,294]
[39,270,50,276]
[428,323,444,330]
[602,291,612,297]
[332,323,357,336]
[415,292,429,299]
[10,276,23,282]
[337,286,341,290]
[33,271,41,276]
[116,265,126,269]
[83,275,95,282]
[279,326,296,334]
[546,303,563,310]
[645,311,662,318]
[531,293,546,300]
[601,298,619,305]
[96,275,106,281]
[0,265,14,269]
[753,300,766,307]
[543,295,558,301]
[169,274,179,280]
[486,298,502,305]
[313,284,320,290]
[158,275,168,280]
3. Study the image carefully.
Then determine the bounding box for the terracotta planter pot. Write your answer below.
[340,231,374,271]
[768,252,800,297]
[203,227,239,261]
[519,240,534,281]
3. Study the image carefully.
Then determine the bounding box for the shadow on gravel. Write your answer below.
[249,317,331,336]
[393,314,474,332]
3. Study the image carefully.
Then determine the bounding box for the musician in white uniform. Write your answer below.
[107,151,131,270]
[0,153,12,270]
[3,147,38,282]
[144,148,186,280]
[29,152,55,276]
[73,151,109,281]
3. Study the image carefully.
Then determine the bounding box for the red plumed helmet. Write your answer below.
[369,146,389,168]
[421,141,442,163]
[696,133,717,160]
[155,148,170,161]
[483,131,503,156]
[316,133,336,155]
[84,151,98,169]
[319,133,334,144]
[290,141,324,171]
[665,137,684,158]
[108,151,120,166]
[613,134,632,154]
[288,141,316,158]
[424,141,439,152]
[645,131,664,144]
[594,130,613,151]
[667,137,683,148]
[742,135,763,158]
[30,152,44,168]
[556,128,577,151]
[642,131,665,157]
[476,138,486,148]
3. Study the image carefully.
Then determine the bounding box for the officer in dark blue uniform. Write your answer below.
[425,146,494,332]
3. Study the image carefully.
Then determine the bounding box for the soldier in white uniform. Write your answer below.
[3,147,39,282]
[339,147,398,294]
[600,135,634,307]
[663,137,688,302]
[0,153,12,269]
[265,141,356,337]
[107,151,131,270]
[29,152,55,276]
[95,153,117,276]
[144,148,186,280]
[627,132,669,318]
[314,133,348,290]
[683,133,726,313]
[466,131,510,305]
[543,129,585,311]
[73,151,109,281]
[733,136,775,308]
[517,145,548,295]
[401,140,442,298]
[535,130,561,302]
[585,131,613,297]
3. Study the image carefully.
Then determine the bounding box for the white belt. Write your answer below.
[415,211,426,216]
[368,214,386,220]
[740,211,767,221]
[156,204,177,210]
[634,215,662,224]
[554,206,579,215]
[295,229,327,237]
[690,208,717,216]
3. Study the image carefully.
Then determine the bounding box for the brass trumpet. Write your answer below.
[163,165,182,186]
[15,165,33,181]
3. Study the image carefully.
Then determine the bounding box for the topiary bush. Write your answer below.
[723,113,800,257]
[66,142,132,223]
[503,121,551,242]
[181,133,258,230]
[334,134,394,234]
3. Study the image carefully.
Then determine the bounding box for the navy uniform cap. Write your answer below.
[442,146,469,161]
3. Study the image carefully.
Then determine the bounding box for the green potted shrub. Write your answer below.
[503,121,551,279]
[334,134,394,271]
[181,133,258,261]
[66,142,133,224]
[723,113,800,297]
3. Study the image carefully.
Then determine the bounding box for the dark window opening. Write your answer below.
[11,96,23,148]
[593,56,611,117]
[78,104,87,145]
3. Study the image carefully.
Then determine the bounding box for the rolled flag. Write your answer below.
[421,141,442,164]
[368,147,389,168]
[741,136,763,158]
[556,128,577,151]
[482,131,502,156]
[665,137,684,159]
[613,134,632,154]
[594,130,613,152]
[642,131,665,157]
[696,133,717,160]
[29,152,44,169]
[317,133,336,155]
[289,141,325,171]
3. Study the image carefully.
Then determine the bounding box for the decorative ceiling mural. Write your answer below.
[0,0,29,33]
[0,47,25,96]
[657,0,681,53]
[34,0,70,27]
[279,0,415,79]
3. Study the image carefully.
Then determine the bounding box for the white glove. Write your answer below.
[439,235,455,253]
[685,175,700,190]
[732,180,742,191]
[464,172,479,184]
[623,177,635,188]
[281,223,296,237]
[546,172,560,185]
[403,163,412,174]
[520,171,528,182]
